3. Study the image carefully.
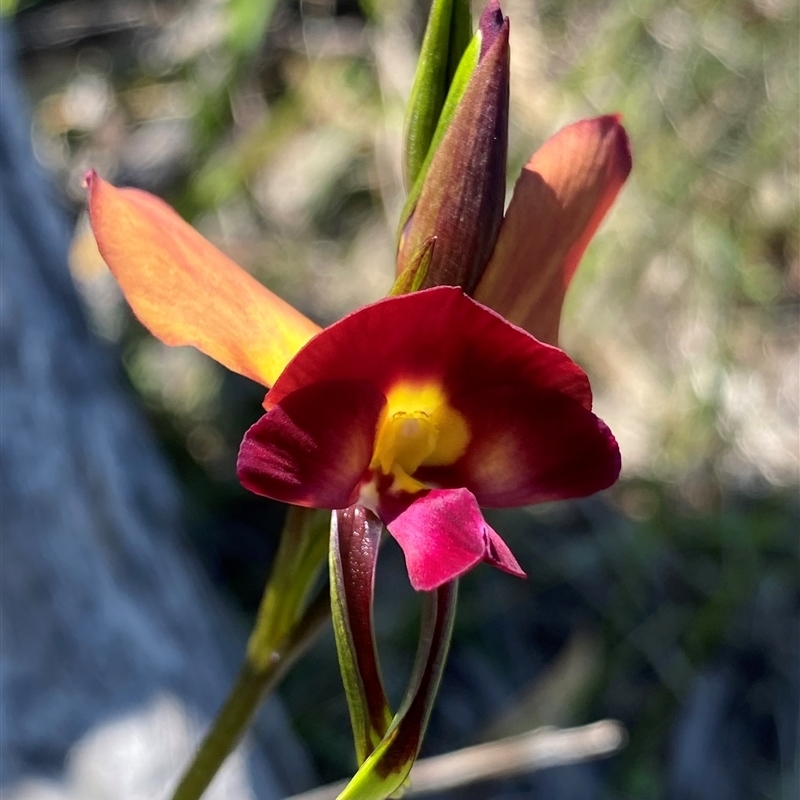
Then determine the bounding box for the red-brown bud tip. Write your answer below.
[479,0,506,57]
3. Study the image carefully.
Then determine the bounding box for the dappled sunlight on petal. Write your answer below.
[86,172,320,387]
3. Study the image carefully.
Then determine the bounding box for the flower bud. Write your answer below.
[398,1,509,294]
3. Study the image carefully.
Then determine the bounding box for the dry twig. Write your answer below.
[286,719,626,800]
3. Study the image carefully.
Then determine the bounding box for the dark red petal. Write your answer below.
[265,286,591,412]
[419,384,621,507]
[238,380,385,509]
[385,488,524,591]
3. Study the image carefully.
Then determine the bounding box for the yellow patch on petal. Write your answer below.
[370,381,469,494]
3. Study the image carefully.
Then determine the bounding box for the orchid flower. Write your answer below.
[236,2,628,591]
[237,285,619,590]
[86,163,623,592]
[84,0,630,792]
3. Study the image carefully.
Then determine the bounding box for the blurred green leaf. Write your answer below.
[247,507,329,671]
[226,0,280,55]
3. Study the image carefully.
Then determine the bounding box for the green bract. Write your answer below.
[399,32,481,237]
[403,0,472,189]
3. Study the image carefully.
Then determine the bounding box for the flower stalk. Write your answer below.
[170,508,330,800]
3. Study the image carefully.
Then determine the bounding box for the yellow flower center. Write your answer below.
[369,381,470,495]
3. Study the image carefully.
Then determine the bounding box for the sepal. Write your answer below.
[84,171,319,387]
[330,507,393,765]
[336,582,458,800]
[474,115,631,345]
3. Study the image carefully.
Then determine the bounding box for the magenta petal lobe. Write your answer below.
[483,525,526,579]
[385,488,523,591]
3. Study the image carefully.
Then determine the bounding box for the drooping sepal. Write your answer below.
[331,506,393,766]
[398,1,510,294]
[403,0,472,189]
[336,582,458,800]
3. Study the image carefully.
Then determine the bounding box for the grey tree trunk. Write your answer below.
[0,24,314,800]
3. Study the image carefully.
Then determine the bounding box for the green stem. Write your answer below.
[170,589,330,800]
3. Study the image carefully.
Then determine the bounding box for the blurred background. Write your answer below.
[2,0,798,797]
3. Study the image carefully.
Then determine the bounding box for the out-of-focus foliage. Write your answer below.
[506,0,798,498]
[280,484,798,795]
[13,0,798,795]
[23,0,797,500]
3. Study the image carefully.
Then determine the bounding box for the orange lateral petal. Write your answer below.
[85,171,320,387]
[474,115,631,346]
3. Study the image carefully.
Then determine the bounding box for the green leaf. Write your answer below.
[445,0,472,86]
[331,507,393,765]
[336,581,459,800]
[226,0,280,55]
[403,0,473,188]
[247,506,329,671]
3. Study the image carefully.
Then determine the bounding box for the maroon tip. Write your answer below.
[479,0,508,59]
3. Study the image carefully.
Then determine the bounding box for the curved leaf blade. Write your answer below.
[331,506,393,765]
[336,581,458,800]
